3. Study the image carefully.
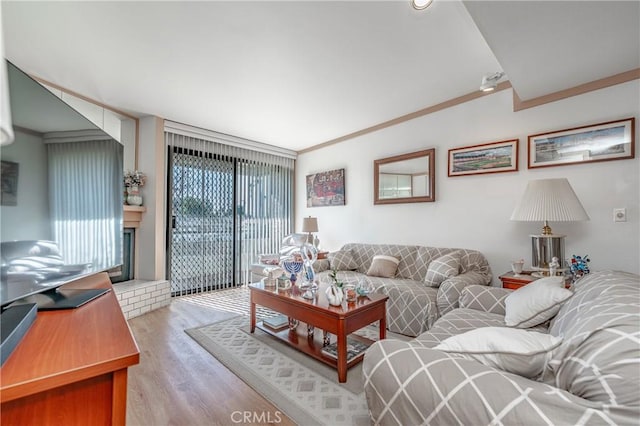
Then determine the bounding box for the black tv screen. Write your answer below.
[0,61,123,307]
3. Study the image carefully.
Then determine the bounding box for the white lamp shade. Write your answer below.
[511,178,589,222]
[302,216,318,233]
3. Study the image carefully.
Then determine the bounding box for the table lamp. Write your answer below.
[510,178,589,274]
[302,216,318,246]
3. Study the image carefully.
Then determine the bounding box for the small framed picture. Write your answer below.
[1,161,19,206]
[448,139,518,177]
[528,117,635,169]
[306,168,345,207]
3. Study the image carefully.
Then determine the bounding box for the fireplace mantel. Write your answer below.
[124,205,146,228]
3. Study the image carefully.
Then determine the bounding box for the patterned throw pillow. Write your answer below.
[505,277,572,328]
[328,250,358,271]
[435,327,563,379]
[366,255,400,278]
[424,251,461,287]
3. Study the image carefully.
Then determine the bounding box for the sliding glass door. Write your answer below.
[166,132,294,295]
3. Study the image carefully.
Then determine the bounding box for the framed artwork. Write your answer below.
[306,168,345,207]
[528,117,635,169]
[1,161,19,206]
[448,139,518,177]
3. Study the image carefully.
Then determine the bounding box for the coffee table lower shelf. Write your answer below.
[256,321,372,370]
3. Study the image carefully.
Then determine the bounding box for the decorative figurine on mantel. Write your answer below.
[549,257,560,277]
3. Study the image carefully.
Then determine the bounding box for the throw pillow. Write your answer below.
[366,255,400,278]
[434,327,562,379]
[328,250,358,271]
[424,251,461,287]
[505,277,572,328]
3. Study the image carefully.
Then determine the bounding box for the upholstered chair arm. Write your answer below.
[437,271,491,316]
[363,340,631,426]
[458,285,511,315]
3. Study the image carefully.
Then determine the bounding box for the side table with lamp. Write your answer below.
[510,178,590,277]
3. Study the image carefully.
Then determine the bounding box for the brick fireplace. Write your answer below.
[112,205,170,319]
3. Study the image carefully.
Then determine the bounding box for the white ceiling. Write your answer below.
[3,1,639,152]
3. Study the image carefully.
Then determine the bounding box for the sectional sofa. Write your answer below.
[363,270,640,425]
[314,243,492,337]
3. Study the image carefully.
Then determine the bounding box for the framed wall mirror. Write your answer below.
[374,148,435,204]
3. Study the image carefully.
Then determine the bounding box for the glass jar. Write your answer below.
[344,283,357,303]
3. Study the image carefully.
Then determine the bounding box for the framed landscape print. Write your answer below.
[306,168,345,207]
[528,117,635,169]
[448,139,518,177]
[1,161,19,206]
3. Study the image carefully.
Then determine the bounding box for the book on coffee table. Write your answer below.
[262,314,289,331]
[321,338,370,362]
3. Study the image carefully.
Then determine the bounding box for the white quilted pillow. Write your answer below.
[505,276,572,328]
[435,327,562,379]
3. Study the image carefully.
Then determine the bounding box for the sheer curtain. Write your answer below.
[166,125,295,292]
[47,137,123,270]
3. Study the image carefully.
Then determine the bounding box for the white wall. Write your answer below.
[1,130,50,241]
[137,116,166,280]
[296,81,640,282]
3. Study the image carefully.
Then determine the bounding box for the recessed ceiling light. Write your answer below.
[412,0,434,11]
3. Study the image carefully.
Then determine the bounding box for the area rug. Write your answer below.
[186,315,408,426]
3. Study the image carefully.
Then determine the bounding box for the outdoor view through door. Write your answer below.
[166,131,294,295]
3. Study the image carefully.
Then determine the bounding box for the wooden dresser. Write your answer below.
[0,272,140,425]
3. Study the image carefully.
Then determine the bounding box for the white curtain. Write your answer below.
[47,138,123,270]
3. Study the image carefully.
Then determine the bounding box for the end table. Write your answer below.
[499,271,571,290]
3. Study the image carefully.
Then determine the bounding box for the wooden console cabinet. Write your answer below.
[0,272,140,425]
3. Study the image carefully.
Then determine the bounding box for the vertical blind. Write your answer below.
[166,130,295,294]
[47,138,123,270]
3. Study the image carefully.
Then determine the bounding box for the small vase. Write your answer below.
[126,185,143,206]
[326,285,344,306]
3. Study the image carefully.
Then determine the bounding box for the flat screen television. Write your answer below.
[1,61,123,359]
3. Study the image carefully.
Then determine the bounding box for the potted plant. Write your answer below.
[124,170,146,206]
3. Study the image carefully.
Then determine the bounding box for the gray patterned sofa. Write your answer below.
[363,270,640,425]
[314,243,492,337]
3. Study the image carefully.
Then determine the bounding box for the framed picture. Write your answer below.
[528,117,635,169]
[306,168,345,207]
[448,139,518,177]
[1,161,19,206]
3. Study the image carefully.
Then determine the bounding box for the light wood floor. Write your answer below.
[126,294,296,426]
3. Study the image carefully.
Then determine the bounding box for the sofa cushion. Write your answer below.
[373,277,439,336]
[505,277,572,328]
[435,327,562,379]
[413,307,550,349]
[367,255,400,278]
[459,285,510,315]
[544,271,640,406]
[424,250,460,287]
[328,250,358,271]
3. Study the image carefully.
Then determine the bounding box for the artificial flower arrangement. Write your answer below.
[328,268,344,288]
[124,170,146,188]
[569,254,590,279]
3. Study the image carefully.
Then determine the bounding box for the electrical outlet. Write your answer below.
[613,208,627,222]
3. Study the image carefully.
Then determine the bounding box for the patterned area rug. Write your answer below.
[186,314,409,426]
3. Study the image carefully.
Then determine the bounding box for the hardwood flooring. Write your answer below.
[126,292,295,426]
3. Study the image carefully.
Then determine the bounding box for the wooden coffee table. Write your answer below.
[249,281,388,383]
